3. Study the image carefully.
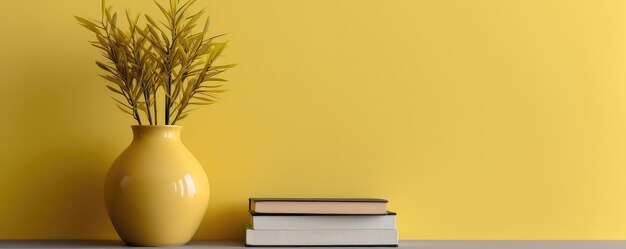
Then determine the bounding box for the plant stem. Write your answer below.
[171,103,183,125]
[165,74,171,125]
[143,88,153,125]
[165,7,177,125]
[133,107,142,125]
[153,85,158,125]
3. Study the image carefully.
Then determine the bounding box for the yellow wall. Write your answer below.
[2,0,626,240]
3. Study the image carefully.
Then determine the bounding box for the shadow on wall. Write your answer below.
[0,35,122,239]
[195,197,250,239]
[1,52,249,238]
[1,142,251,240]
[1,145,117,239]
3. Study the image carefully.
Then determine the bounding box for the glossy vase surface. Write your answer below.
[104,125,209,246]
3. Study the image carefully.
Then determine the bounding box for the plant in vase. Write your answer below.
[75,0,235,246]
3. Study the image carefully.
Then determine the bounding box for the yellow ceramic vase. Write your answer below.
[104,125,209,246]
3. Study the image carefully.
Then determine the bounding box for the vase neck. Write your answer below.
[131,125,182,141]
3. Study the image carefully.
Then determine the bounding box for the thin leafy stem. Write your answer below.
[77,0,235,125]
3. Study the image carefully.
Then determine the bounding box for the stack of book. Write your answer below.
[245,198,398,247]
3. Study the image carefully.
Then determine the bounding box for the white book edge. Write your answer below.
[245,228,398,246]
[252,215,396,230]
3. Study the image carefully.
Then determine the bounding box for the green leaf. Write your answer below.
[101,0,106,17]
[177,113,189,120]
[175,5,190,22]
[203,16,210,33]
[100,74,125,88]
[106,85,123,94]
[137,101,148,112]
[116,104,133,115]
[169,0,176,15]
[203,78,227,82]
[75,16,102,34]
[161,32,170,48]
[198,89,228,93]
[105,6,114,24]
[111,97,132,109]
[145,15,167,35]
[210,63,237,70]
[184,9,204,24]
[153,1,172,23]
[96,35,108,47]
[192,96,217,102]
[204,69,227,78]
[95,61,113,72]
[188,101,214,105]
[138,28,166,56]
[112,13,118,26]
[74,16,98,27]
[181,108,197,115]
[204,42,227,69]
[198,84,223,88]
[91,43,107,51]
[177,0,198,16]
[205,33,228,42]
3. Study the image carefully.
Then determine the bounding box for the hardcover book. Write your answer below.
[249,198,388,214]
[245,225,398,247]
[250,211,397,230]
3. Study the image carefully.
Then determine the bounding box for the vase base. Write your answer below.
[123,241,188,247]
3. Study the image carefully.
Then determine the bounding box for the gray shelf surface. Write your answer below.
[1,240,626,249]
